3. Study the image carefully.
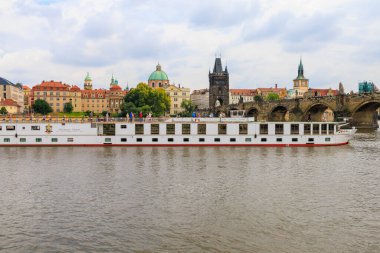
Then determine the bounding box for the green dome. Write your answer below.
[148,64,169,81]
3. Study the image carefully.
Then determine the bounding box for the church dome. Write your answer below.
[148,64,169,81]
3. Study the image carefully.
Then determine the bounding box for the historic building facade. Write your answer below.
[163,84,191,115]
[292,59,309,98]
[209,57,229,109]
[229,89,258,105]
[0,77,24,112]
[148,64,169,88]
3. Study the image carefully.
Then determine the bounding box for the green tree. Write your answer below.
[33,99,53,115]
[180,99,195,116]
[63,102,73,113]
[254,95,263,102]
[122,82,170,116]
[0,107,8,115]
[266,93,280,101]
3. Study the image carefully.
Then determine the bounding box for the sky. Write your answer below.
[1,0,380,92]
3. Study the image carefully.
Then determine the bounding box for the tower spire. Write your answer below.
[297,57,304,79]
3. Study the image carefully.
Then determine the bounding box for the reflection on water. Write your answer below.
[0,132,379,252]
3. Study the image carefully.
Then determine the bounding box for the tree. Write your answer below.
[33,99,53,115]
[254,95,263,102]
[180,99,195,116]
[122,82,170,116]
[266,93,280,101]
[63,102,73,113]
[0,107,8,115]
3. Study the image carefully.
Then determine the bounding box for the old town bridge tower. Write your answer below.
[209,57,229,109]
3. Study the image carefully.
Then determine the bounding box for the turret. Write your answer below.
[84,72,92,90]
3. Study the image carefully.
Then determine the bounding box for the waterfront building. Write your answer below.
[305,88,338,97]
[163,84,190,115]
[209,57,229,108]
[0,77,24,112]
[0,99,22,114]
[148,64,169,88]
[293,59,309,97]
[23,85,32,113]
[108,76,127,114]
[31,81,82,113]
[191,89,209,110]
[81,89,108,114]
[229,89,258,104]
[256,85,287,99]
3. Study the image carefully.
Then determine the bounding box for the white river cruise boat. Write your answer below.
[0,115,356,147]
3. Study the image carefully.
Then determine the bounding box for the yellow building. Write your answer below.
[1,77,24,112]
[164,84,190,115]
[0,99,22,114]
[81,89,108,113]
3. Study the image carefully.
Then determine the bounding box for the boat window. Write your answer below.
[6,126,15,131]
[261,138,267,142]
[308,138,314,142]
[152,138,158,142]
[321,124,327,135]
[325,137,331,142]
[275,124,284,135]
[67,138,74,142]
[103,124,116,136]
[36,138,42,143]
[230,138,236,142]
[183,138,189,142]
[292,138,298,142]
[218,124,227,135]
[182,124,191,135]
[20,138,26,142]
[214,138,220,142]
[51,138,58,142]
[121,138,127,142]
[120,125,127,129]
[199,138,205,142]
[198,124,206,135]
[260,124,268,134]
[304,124,311,135]
[4,138,10,142]
[313,124,320,135]
[329,124,335,134]
[105,138,111,143]
[136,138,142,142]
[276,138,282,142]
[168,138,174,142]
[291,124,299,135]
[151,124,159,135]
[245,138,252,142]
[31,126,40,130]
[166,124,175,135]
[239,124,248,135]
[135,124,144,135]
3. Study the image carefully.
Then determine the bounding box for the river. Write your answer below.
[0,131,379,252]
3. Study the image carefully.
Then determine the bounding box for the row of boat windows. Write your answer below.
[122,123,335,135]
[2,137,331,143]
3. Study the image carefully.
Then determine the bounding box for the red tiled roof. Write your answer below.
[309,88,338,96]
[0,99,20,107]
[23,85,31,90]
[110,85,122,91]
[32,80,71,91]
[230,89,257,96]
[70,85,81,92]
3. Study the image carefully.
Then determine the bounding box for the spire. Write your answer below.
[156,63,161,71]
[213,57,223,73]
[296,58,305,79]
[225,65,228,74]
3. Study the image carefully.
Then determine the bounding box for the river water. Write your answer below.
[0,132,379,252]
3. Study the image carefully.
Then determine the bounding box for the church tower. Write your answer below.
[110,74,119,87]
[209,57,229,109]
[84,72,92,90]
[293,58,309,97]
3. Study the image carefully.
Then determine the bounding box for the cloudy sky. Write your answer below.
[1,0,379,92]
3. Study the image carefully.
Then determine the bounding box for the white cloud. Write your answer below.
[0,0,379,93]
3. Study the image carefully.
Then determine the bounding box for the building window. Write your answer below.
[260,124,268,134]
[239,124,248,135]
[291,124,299,135]
[166,124,175,134]
[151,124,159,135]
[182,124,191,135]
[218,124,227,135]
[174,104,178,108]
[197,124,206,135]
[135,124,144,135]
[275,124,284,135]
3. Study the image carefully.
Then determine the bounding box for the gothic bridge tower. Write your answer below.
[209,57,229,109]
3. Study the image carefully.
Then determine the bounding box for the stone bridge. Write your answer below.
[218,93,380,129]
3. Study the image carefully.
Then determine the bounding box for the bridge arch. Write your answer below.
[303,103,335,121]
[246,107,259,119]
[268,105,288,122]
[351,100,380,128]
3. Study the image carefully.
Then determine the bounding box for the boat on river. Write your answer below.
[0,115,356,147]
